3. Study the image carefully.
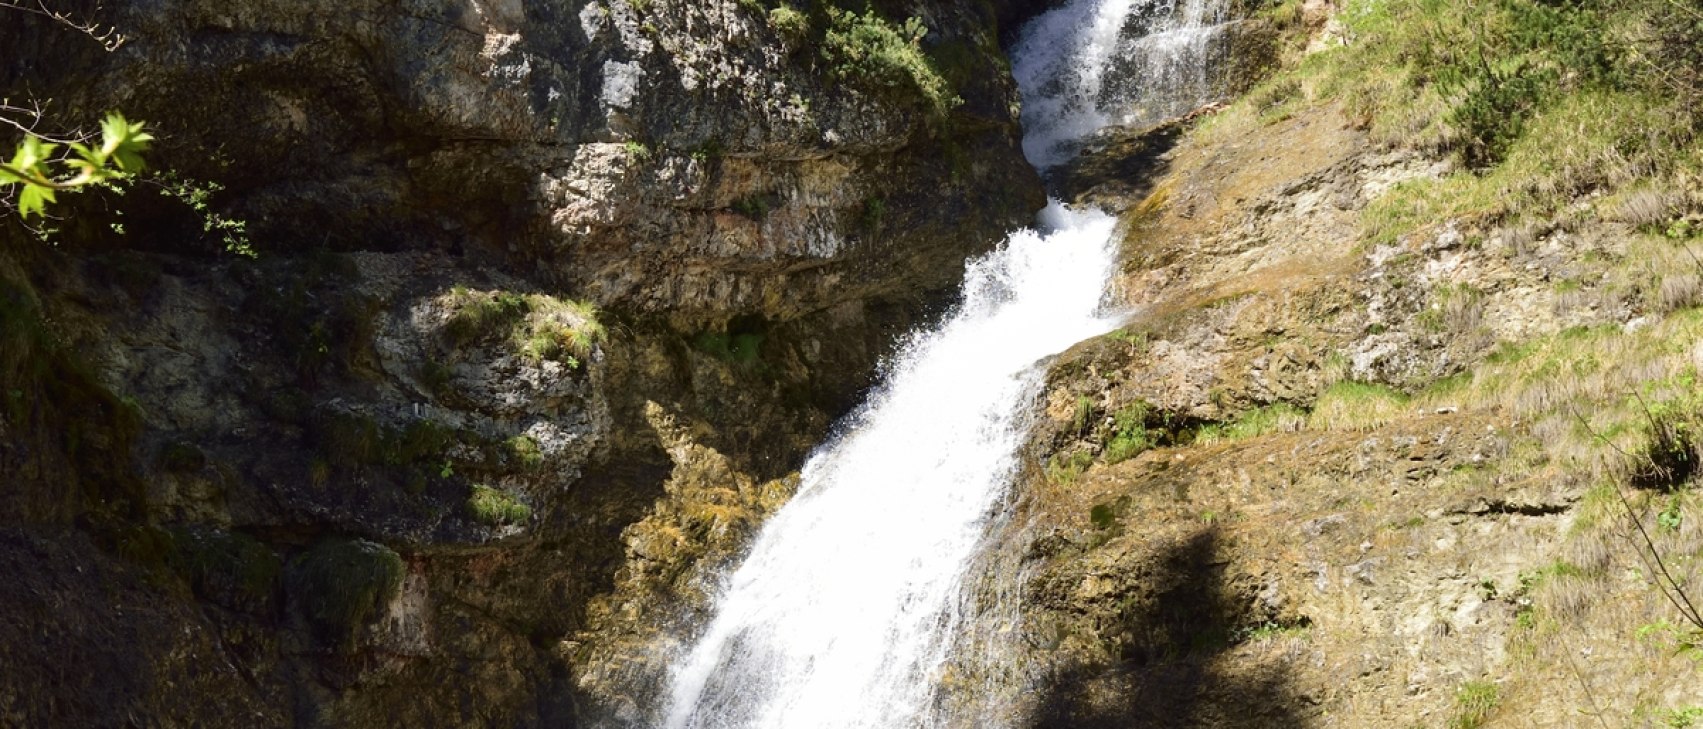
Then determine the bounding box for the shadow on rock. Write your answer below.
[1048,116,1186,209]
[1030,528,1305,729]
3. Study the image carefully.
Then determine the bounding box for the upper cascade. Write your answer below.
[1013,0,1232,169]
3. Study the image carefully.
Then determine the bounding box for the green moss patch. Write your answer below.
[169,526,281,613]
[286,538,405,650]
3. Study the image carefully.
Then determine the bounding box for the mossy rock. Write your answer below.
[286,538,405,650]
[0,274,145,520]
[169,525,281,614]
[158,442,208,473]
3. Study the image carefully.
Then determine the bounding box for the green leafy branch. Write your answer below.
[0,112,151,218]
[152,171,253,257]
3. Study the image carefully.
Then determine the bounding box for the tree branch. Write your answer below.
[0,0,127,51]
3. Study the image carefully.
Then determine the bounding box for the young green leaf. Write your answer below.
[18,184,54,218]
[101,112,152,173]
[10,136,56,180]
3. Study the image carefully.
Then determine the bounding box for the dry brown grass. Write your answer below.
[1613,188,1683,229]
[1619,238,1703,314]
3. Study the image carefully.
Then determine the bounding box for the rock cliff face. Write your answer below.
[8,0,1700,725]
[0,0,1048,725]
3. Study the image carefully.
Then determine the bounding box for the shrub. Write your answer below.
[1,112,150,220]
[768,4,808,40]
[821,9,959,119]
[170,526,281,613]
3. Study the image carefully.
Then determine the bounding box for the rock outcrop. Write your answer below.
[0,0,1052,725]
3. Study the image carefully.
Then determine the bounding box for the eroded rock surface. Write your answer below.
[0,0,1051,725]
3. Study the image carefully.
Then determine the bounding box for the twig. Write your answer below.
[0,100,98,145]
[1569,404,1703,629]
[1556,629,1613,729]
[0,0,127,51]
[0,162,100,190]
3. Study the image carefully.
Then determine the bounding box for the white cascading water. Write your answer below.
[660,0,1231,726]
[1015,0,1230,168]
[662,205,1119,729]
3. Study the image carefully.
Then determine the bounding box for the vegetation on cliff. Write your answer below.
[747,0,966,119]
[0,0,1046,723]
[286,538,405,650]
[1009,0,1703,724]
[1231,0,1700,233]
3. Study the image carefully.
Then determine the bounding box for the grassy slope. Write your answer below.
[1039,0,1703,724]
[1217,0,1703,722]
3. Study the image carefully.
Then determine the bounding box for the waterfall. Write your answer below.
[1014,0,1231,169]
[658,0,1233,726]
[662,204,1120,729]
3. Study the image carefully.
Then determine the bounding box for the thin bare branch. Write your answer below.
[0,99,99,145]
[0,0,127,51]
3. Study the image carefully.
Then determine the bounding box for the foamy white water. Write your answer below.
[1014,0,1231,168]
[656,0,1236,725]
[662,202,1120,729]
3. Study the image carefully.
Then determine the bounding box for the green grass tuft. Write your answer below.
[507,434,544,470]
[468,484,533,527]
[1449,680,1501,729]
[1194,403,1308,444]
[439,287,604,367]
[1103,402,1154,464]
[1309,381,1411,431]
[1047,450,1095,484]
